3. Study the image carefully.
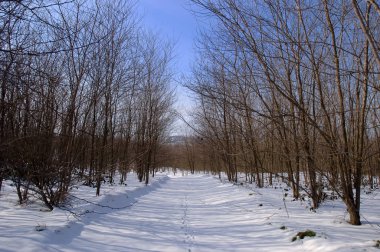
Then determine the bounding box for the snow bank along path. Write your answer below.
[1,172,379,251]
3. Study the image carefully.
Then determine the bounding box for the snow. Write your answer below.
[0,171,380,251]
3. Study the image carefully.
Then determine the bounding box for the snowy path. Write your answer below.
[112,174,282,252]
[61,174,285,252]
[1,172,380,251]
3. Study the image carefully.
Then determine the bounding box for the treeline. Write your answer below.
[0,1,175,210]
[187,0,380,225]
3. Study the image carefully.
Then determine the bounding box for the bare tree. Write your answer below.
[0,0,176,208]
[188,0,378,225]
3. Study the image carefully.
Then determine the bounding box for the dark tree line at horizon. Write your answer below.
[186,0,380,225]
[0,0,175,210]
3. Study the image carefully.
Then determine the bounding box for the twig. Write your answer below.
[360,213,380,232]
[66,194,136,210]
[283,198,289,218]
[58,194,138,219]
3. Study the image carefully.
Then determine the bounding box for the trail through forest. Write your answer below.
[1,172,379,251]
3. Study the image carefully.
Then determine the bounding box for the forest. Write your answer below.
[182,0,380,226]
[0,0,175,209]
[1,0,380,231]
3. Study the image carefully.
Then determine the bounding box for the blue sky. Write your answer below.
[138,0,199,76]
[138,0,202,134]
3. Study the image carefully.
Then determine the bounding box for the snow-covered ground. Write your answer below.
[0,171,379,251]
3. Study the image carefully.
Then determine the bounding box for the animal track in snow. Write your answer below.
[181,190,195,251]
